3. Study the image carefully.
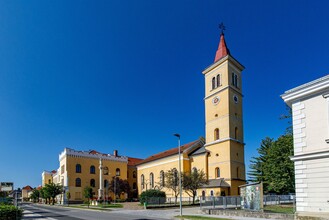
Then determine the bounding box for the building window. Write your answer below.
[210,190,214,196]
[133,171,137,178]
[214,128,219,140]
[90,165,95,174]
[192,167,197,173]
[160,170,164,187]
[150,173,154,188]
[61,165,65,174]
[216,74,220,87]
[90,179,95,187]
[104,179,109,188]
[116,168,120,176]
[141,175,145,189]
[103,166,109,175]
[202,190,205,200]
[215,167,220,178]
[232,72,238,88]
[133,182,137,190]
[235,127,238,139]
[212,77,216,90]
[237,167,239,179]
[76,164,81,173]
[48,179,51,184]
[75,178,81,187]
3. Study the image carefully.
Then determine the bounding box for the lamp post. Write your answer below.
[174,133,182,216]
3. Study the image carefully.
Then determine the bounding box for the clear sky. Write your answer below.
[1,0,328,188]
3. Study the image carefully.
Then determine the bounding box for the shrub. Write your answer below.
[139,189,166,205]
[0,205,23,220]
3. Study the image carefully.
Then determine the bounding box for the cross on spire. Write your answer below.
[219,22,226,34]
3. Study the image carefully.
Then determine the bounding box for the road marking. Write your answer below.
[23,206,57,220]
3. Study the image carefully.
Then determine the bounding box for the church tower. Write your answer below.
[202,29,246,195]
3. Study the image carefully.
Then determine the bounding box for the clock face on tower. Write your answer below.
[212,96,220,105]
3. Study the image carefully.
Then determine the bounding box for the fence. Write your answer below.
[263,195,295,206]
[144,195,295,208]
[144,197,200,206]
[199,196,241,209]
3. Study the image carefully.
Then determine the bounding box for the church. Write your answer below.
[42,29,246,202]
[136,30,246,197]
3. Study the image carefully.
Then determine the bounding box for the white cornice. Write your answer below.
[291,150,329,161]
[281,74,329,106]
[204,138,245,147]
[202,55,244,75]
[204,86,243,100]
[59,148,128,163]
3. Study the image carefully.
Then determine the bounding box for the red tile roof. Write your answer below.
[22,185,33,191]
[136,140,200,166]
[214,33,230,62]
[128,157,143,166]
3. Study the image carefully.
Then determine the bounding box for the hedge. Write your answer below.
[139,189,166,205]
[0,205,23,220]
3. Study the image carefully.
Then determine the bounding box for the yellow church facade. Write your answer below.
[136,32,246,197]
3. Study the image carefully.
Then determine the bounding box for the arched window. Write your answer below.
[192,167,197,173]
[212,77,216,90]
[235,127,238,139]
[103,166,109,175]
[150,173,154,188]
[90,179,95,187]
[116,168,120,176]
[216,74,220,87]
[215,167,220,178]
[133,182,137,190]
[133,171,137,178]
[232,72,235,86]
[141,175,145,189]
[76,164,81,173]
[90,165,95,174]
[234,74,238,88]
[214,128,219,140]
[160,170,164,187]
[48,179,51,184]
[75,178,81,187]
[202,190,206,200]
[104,179,109,188]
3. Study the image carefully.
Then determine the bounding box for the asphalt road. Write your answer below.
[21,203,170,220]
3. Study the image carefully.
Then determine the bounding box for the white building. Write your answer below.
[282,75,329,217]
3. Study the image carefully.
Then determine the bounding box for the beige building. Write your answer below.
[137,32,246,197]
[282,75,329,218]
[22,185,33,201]
[44,148,141,203]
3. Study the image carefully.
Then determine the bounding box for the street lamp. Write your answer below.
[174,133,182,216]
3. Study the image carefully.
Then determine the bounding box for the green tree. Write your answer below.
[83,186,93,208]
[164,168,180,204]
[248,137,274,192]
[29,189,40,203]
[265,134,295,194]
[109,177,130,200]
[182,169,208,204]
[43,183,63,205]
[39,187,50,204]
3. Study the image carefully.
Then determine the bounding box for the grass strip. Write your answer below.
[175,215,232,220]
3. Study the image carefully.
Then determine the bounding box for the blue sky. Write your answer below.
[0,0,328,188]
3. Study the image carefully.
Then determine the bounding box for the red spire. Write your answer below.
[214,33,230,62]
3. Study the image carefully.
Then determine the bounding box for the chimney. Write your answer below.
[113,150,118,157]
